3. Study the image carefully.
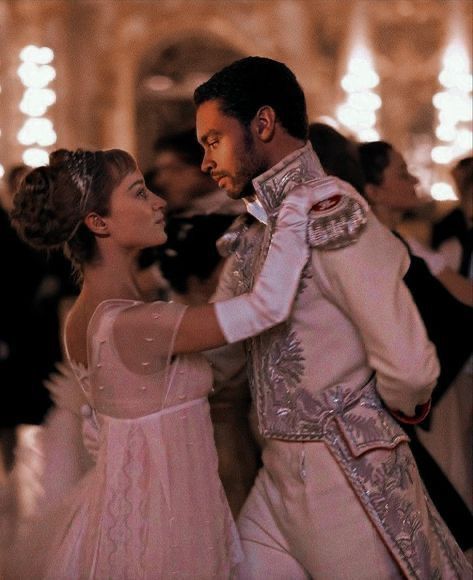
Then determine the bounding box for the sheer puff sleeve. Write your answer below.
[111,300,188,375]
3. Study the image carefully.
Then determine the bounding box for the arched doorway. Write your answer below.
[135,35,243,172]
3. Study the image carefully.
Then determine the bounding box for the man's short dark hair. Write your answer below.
[194,56,309,140]
[153,127,202,168]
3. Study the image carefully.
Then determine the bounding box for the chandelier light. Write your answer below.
[430,14,472,201]
[17,45,57,167]
[336,2,381,143]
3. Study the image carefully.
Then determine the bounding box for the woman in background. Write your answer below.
[358,139,473,551]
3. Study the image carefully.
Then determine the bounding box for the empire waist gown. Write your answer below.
[42,299,242,579]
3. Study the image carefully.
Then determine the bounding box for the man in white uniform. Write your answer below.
[194,56,470,579]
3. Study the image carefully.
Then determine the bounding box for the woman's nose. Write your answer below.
[153,195,167,210]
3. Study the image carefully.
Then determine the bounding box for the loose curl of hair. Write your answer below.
[11,148,137,276]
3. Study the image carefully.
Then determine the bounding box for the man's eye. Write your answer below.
[209,140,219,149]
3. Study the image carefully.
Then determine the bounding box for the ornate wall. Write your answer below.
[0,0,471,179]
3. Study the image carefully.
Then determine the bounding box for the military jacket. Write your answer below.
[213,142,469,578]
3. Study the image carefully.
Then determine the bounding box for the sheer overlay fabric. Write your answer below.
[36,300,241,579]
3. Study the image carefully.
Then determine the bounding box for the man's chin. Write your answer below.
[221,183,247,200]
[220,176,253,199]
[225,181,253,200]
[224,188,245,200]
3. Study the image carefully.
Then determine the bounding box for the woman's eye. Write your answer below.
[137,188,148,199]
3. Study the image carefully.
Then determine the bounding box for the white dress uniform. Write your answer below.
[208,143,471,579]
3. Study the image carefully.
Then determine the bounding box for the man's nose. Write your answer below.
[201,150,214,174]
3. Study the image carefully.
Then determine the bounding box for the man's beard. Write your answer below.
[233,128,267,199]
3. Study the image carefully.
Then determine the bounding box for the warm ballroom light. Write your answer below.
[17,45,57,166]
[430,182,458,201]
[430,14,472,200]
[22,147,50,167]
[431,40,472,165]
[20,45,54,65]
[18,118,56,147]
[336,4,382,144]
[17,62,56,89]
[20,88,56,117]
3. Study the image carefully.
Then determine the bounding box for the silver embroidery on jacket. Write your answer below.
[319,381,469,579]
[216,215,252,258]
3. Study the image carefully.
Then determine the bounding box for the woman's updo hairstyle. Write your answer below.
[12,147,137,269]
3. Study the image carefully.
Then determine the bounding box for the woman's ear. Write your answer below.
[252,106,276,142]
[84,212,108,236]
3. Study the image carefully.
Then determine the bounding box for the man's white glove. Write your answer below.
[80,404,100,462]
[215,178,340,343]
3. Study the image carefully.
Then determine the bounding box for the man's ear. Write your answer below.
[252,106,277,142]
[84,212,108,236]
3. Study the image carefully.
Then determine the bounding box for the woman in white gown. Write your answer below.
[7,147,314,579]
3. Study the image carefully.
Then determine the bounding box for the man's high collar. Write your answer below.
[244,142,325,224]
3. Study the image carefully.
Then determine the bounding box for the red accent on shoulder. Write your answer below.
[390,400,431,425]
[311,194,342,213]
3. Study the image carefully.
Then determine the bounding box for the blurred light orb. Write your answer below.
[23,148,49,167]
[430,182,458,201]
[18,62,56,89]
[20,45,54,64]
[435,124,456,142]
[20,88,56,117]
[431,146,454,164]
[358,128,380,142]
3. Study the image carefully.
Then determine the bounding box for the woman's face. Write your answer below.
[105,169,167,249]
[375,149,421,210]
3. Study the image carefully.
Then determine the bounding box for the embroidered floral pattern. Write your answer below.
[228,227,265,297]
[321,384,469,579]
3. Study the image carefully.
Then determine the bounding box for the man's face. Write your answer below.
[196,99,267,199]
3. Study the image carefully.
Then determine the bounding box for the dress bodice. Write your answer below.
[67,299,213,419]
